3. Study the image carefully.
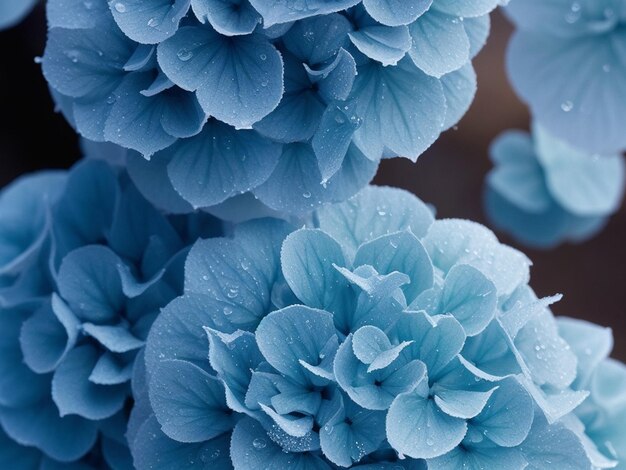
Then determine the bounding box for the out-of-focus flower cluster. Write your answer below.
[0,154,220,468]
[134,185,626,469]
[505,0,626,154]
[42,0,504,217]
[485,123,625,248]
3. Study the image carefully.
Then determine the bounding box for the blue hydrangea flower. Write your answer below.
[559,317,626,468]
[485,123,625,248]
[42,0,502,216]
[134,185,619,468]
[0,155,220,467]
[506,0,626,153]
[0,0,38,30]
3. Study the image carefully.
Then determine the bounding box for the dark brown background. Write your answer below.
[2,9,624,360]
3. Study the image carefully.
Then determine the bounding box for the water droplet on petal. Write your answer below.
[114,2,126,13]
[177,48,193,61]
[561,100,574,112]
[252,438,267,449]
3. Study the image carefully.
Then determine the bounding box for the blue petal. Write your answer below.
[423,264,496,336]
[109,0,191,44]
[89,351,134,385]
[487,130,553,213]
[0,397,98,462]
[335,333,427,410]
[354,231,433,303]
[166,121,282,208]
[0,171,65,276]
[207,329,263,412]
[43,20,133,100]
[231,417,330,469]
[0,309,49,408]
[312,101,362,182]
[465,15,491,58]
[132,415,232,469]
[408,9,470,77]
[387,392,467,459]
[350,58,446,161]
[104,73,206,156]
[82,323,144,353]
[349,19,412,66]
[145,293,237,375]
[253,53,325,144]
[47,0,110,28]
[533,124,626,216]
[507,29,626,153]
[433,0,500,17]
[557,317,613,389]
[0,426,40,469]
[247,0,360,27]
[52,160,118,262]
[320,397,387,466]
[423,219,531,297]
[185,237,272,329]
[126,150,194,214]
[362,0,432,27]
[283,14,352,65]
[57,245,125,323]
[392,311,466,380]
[281,229,351,314]
[428,440,527,470]
[157,26,283,128]
[19,297,80,374]
[440,63,477,131]
[192,0,261,36]
[51,345,127,420]
[520,411,591,469]
[434,388,495,420]
[317,186,434,261]
[470,378,534,447]
[150,359,235,442]
[255,305,337,385]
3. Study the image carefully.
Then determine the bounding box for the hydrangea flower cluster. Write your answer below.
[0,0,37,30]
[485,123,626,248]
[42,0,503,216]
[0,154,220,468]
[505,0,626,154]
[134,185,625,469]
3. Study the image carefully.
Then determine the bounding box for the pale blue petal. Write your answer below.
[157,26,284,128]
[362,0,432,26]
[150,359,235,442]
[387,392,467,459]
[317,186,434,260]
[110,0,191,44]
[51,345,127,420]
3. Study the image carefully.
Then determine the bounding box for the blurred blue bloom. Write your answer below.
[0,0,37,30]
[136,185,618,468]
[485,124,625,248]
[506,0,626,153]
[0,154,221,467]
[42,0,502,216]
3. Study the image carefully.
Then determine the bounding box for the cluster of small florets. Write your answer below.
[42,0,503,216]
[134,186,626,469]
[0,155,220,468]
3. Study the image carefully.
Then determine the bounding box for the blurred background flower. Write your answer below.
[1,7,625,362]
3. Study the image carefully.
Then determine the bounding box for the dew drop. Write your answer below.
[148,17,160,28]
[177,48,194,61]
[561,100,574,112]
[302,191,312,199]
[259,53,267,61]
[252,438,267,450]
[113,2,126,13]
